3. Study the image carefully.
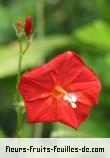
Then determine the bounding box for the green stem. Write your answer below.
[16,40,30,137]
[22,41,30,55]
[17,40,22,87]
[16,40,30,87]
[16,106,24,137]
[16,40,23,137]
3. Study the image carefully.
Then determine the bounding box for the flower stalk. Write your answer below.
[16,39,30,137]
[16,40,22,87]
[15,16,33,137]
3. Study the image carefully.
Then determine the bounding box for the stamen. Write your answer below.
[51,86,77,108]
[71,102,77,108]
[63,93,77,108]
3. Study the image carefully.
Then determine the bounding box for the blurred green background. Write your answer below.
[0,0,110,138]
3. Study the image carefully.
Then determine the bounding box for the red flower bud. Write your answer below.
[24,16,32,36]
[16,21,23,30]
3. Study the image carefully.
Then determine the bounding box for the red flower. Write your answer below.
[18,51,101,128]
[24,16,32,36]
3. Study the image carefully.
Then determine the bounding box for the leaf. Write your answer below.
[51,118,109,138]
[0,35,71,78]
[74,20,110,48]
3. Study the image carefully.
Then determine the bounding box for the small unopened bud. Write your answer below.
[16,21,23,30]
[24,16,32,37]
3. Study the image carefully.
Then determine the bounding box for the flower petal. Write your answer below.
[19,70,55,102]
[57,99,79,128]
[65,66,101,106]
[58,100,92,128]
[74,102,92,127]
[45,51,84,87]
[25,97,57,123]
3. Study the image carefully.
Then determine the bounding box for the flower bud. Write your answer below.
[24,16,32,37]
[16,21,23,30]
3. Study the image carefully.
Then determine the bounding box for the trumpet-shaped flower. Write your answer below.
[18,51,101,128]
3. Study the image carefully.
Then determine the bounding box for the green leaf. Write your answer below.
[51,118,109,138]
[74,20,110,48]
[0,35,71,78]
